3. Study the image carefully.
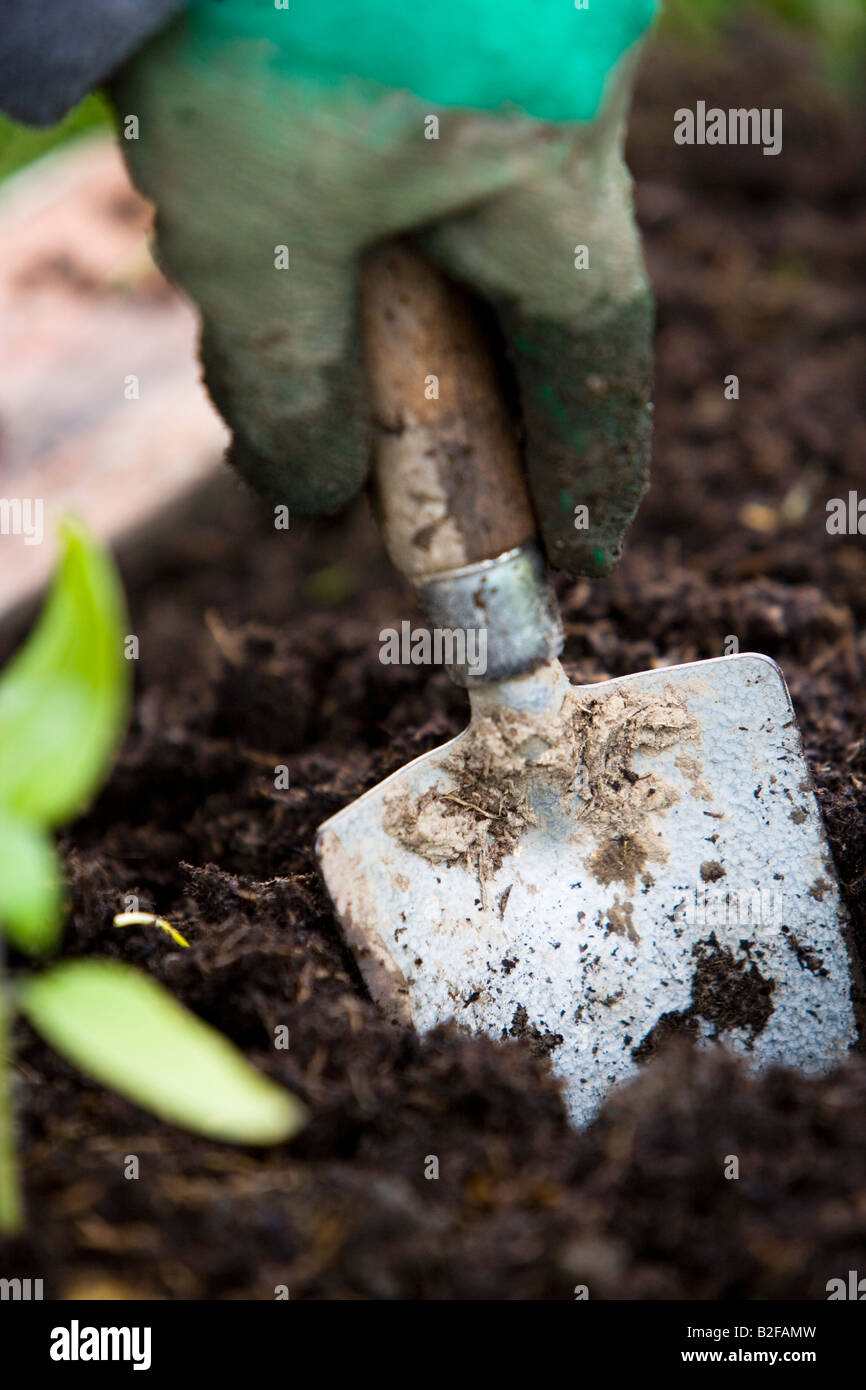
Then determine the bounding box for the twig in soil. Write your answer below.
[442,792,500,819]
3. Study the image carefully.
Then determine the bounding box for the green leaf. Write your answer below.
[0,816,64,955]
[0,95,111,181]
[19,959,305,1145]
[0,520,130,828]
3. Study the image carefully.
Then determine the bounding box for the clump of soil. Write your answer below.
[633,934,777,1063]
[383,771,535,876]
[384,679,699,885]
[1,19,865,1298]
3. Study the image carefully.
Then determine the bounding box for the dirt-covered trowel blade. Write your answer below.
[317,651,858,1124]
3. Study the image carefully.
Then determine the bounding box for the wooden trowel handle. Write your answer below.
[360,241,536,584]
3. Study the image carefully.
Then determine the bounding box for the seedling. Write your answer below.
[114,911,191,948]
[0,522,304,1235]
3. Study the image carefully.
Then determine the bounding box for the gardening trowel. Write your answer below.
[316,244,859,1124]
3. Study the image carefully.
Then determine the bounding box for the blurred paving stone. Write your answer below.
[0,132,228,618]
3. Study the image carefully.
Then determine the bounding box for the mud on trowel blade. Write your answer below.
[316,650,858,1125]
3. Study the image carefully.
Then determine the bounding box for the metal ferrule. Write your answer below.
[414,542,564,687]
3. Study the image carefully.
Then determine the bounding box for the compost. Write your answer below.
[3,21,865,1299]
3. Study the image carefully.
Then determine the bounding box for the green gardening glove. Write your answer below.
[112,0,658,577]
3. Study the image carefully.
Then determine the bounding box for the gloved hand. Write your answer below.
[3,0,658,578]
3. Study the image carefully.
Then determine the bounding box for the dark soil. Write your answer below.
[3,20,866,1299]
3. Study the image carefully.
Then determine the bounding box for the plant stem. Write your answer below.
[0,954,23,1235]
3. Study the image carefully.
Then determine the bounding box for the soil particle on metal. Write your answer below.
[700,860,726,882]
[781,927,829,979]
[588,834,652,892]
[691,939,775,1036]
[631,1010,701,1063]
[675,753,714,802]
[603,896,639,944]
[632,934,775,1062]
[505,1004,564,1057]
[384,681,700,883]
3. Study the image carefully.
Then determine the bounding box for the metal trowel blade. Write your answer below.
[316,653,857,1124]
